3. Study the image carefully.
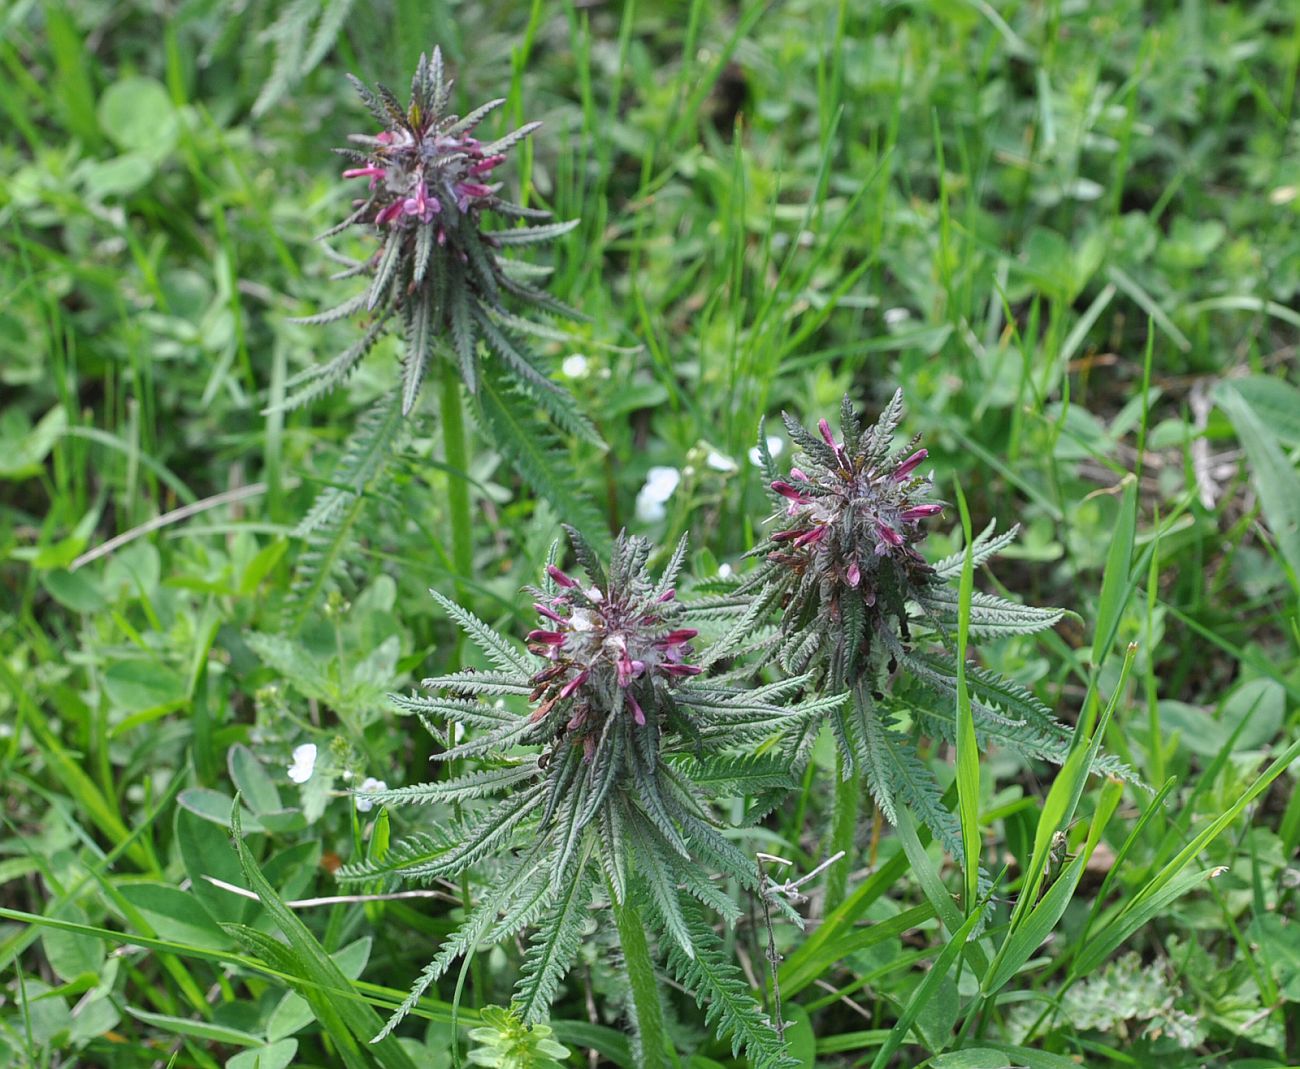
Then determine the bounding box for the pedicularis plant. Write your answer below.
[737,393,1133,856]
[286,47,589,423]
[341,529,838,1066]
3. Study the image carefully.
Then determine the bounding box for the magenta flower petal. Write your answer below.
[900,503,943,522]
[893,449,929,482]
[558,669,589,700]
[546,565,578,588]
[876,522,904,547]
[657,629,698,646]
[793,526,827,548]
[771,481,811,503]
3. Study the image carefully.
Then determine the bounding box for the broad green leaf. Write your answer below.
[1216,383,1300,592]
[40,569,106,613]
[97,76,178,156]
[229,744,283,816]
[227,1040,299,1069]
[931,1050,1013,1068]
[0,405,66,479]
[104,660,186,715]
[179,787,267,834]
[1221,375,1300,447]
[41,901,104,982]
[118,883,229,950]
[81,153,156,198]
[176,805,256,925]
[125,1006,262,1047]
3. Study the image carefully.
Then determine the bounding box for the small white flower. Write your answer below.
[287,743,317,784]
[883,306,911,327]
[354,777,387,813]
[561,354,589,378]
[706,450,738,473]
[642,466,681,501]
[748,435,785,467]
[718,562,734,579]
[635,466,682,523]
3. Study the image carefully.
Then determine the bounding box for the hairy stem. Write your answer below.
[825,750,860,912]
[611,896,669,1069]
[439,357,475,590]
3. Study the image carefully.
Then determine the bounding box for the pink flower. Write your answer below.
[375,201,404,226]
[793,526,827,548]
[771,481,811,504]
[402,182,441,224]
[547,565,578,588]
[558,669,589,700]
[534,601,565,622]
[894,449,928,482]
[876,522,904,549]
[468,154,506,176]
[900,504,942,522]
[343,165,386,190]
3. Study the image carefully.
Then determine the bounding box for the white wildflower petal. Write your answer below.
[706,450,737,473]
[287,743,317,784]
[561,354,588,378]
[642,466,681,503]
[635,493,667,523]
[718,562,734,579]
[355,777,388,812]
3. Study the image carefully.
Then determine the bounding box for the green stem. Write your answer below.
[610,896,669,1069]
[439,358,482,1004]
[825,750,860,913]
[439,359,475,589]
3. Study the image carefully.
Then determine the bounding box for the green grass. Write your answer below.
[3,0,1300,1066]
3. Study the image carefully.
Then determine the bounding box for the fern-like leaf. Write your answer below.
[663,906,794,1069]
[513,860,595,1023]
[473,368,607,545]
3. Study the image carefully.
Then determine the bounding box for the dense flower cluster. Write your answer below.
[768,408,940,587]
[290,47,578,417]
[745,392,943,690]
[526,557,699,754]
[339,73,518,243]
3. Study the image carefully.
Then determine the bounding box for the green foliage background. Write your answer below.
[2,0,1299,1066]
